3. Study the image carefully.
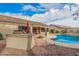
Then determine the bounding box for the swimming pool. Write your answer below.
[52,34,79,44]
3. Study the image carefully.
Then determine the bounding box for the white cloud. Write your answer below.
[41,3,63,9]
[22,5,37,11]
[29,6,72,23]
[22,4,47,12]
[28,4,79,27]
[48,16,79,27]
[63,4,70,10]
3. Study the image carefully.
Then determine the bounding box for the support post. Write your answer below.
[30,26,33,34]
[39,27,41,34]
[45,28,47,37]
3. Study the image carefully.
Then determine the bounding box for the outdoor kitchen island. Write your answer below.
[6,33,35,51]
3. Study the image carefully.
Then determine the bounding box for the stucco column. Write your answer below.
[48,28,51,33]
[45,28,47,36]
[30,26,33,34]
[39,27,41,34]
[37,27,38,34]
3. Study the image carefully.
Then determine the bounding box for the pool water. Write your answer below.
[52,34,79,44]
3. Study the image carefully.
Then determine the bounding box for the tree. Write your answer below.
[50,29,54,33]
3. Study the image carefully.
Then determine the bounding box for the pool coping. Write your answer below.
[51,40,79,49]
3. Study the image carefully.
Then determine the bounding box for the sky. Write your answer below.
[0,3,79,27]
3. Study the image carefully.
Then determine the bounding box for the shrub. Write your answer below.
[55,30,60,33]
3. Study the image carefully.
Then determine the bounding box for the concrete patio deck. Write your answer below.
[0,38,79,56]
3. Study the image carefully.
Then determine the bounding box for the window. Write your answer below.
[18,26,26,31]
